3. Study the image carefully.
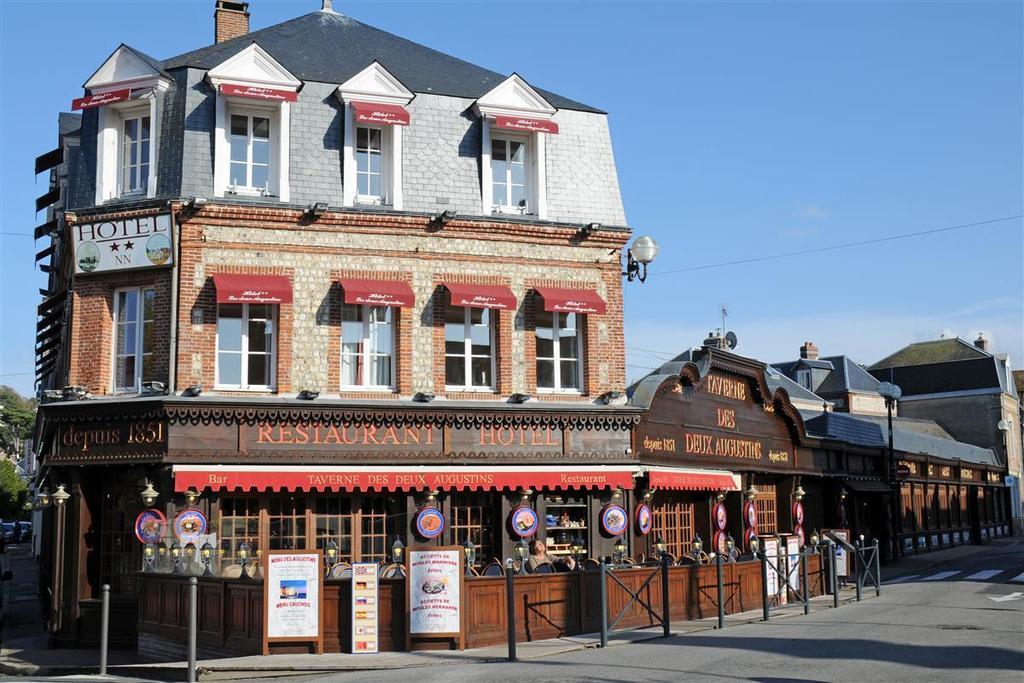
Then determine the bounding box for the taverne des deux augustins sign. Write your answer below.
[636,371,800,472]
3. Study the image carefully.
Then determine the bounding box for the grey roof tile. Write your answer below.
[160,10,602,113]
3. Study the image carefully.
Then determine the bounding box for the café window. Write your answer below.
[355,126,384,204]
[113,287,156,393]
[901,483,914,528]
[754,485,778,534]
[451,492,496,564]
[652,495,695,559]
[536,311,582,392]
[445,305,495,391]
[912,484,926,529]
[218,497,259,565]
[315,497,353,561]
[341,304,394,389]
[120,113,150,196]
[216,303,276,390]
[228,111,273,195]
[491,136,528,214]
[269,496,306,550]
[359,497,389,563]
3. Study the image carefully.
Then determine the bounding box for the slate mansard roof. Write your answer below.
[160,9,602,113]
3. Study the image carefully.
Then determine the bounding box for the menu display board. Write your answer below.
[824,529,850,578]
[761,537,779,601]
[263,551,323,654]
[351,563,379,654]
[786,535,800,593]
[408,548,463,643]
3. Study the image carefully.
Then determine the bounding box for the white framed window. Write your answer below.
[119,113,150,196]
[491,136,528,214]
[536,311,582,392]
[444,306,495,391]
[341,304,394,389]
[355,126,384,203]
[228,111,272,195]
[113,287,156,393]
[216,303,276,390]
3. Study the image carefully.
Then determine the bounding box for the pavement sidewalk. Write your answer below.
[5,539,1014,680]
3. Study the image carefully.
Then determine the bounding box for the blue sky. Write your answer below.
[1,1,1021,396]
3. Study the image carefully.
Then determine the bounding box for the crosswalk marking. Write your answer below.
[886,574,920,583]
[921,571,959,581]
[1010,572,1024,584]
[964,570,1001,580]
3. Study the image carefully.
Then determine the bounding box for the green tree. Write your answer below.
[0,460,28,520]
[0,386,36,458]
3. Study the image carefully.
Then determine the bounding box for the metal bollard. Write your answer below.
[801,549,809,615]
[760,550,770,622]
[715,553,725,629]
[99,584,110,675]
[599,561,609,647]
[505,564,516,662]
[828,542,839,608]
[188,577,198,683]
[874,543,882,597]
[851,540,860,602]
[660,553,671,638]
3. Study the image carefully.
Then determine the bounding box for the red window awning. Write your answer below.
[173,465,637,493]
[351,101,410,126]
[213,274,293,304]
[645,467,741,492]
[495,116,559,134]
[220,84,297,102]
[534,287,607,315]
[72,88,131,110]
[339,278,415,308]
[444,282,517,310]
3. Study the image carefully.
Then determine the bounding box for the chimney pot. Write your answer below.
[974,334,989,352]
[214,0,250,44]
[800,341,819,360]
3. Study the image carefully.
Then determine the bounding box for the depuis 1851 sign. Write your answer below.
[72,213,174,274]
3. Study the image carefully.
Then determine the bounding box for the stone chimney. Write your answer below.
[974,334,989,352]
[703,331,728,350]
[800,341,819,360]
[215,0,250,44]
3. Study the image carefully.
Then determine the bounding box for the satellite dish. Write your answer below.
[725,331,738,349]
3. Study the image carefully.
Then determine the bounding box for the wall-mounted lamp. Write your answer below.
[622,235,659,283]
[36,487,51,508]
[715,491,726,503]
[431,209,457,229]
[140,482,159,507]
[518,489,533,505]
[794,485,805,501]
[391,537,405,565]
[575,222,600,240]
[184,487,200,507]
[746,485,758,501]
[200,542,214,577]
[462,538,476,575]
[304,202,329,221]
[52,484,70,508]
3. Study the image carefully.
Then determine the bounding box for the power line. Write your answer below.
[0,232,34,237]
[626,345,677,359]
[649,214,1023,277]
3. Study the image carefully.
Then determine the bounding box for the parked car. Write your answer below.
[17,521,31,542]
[1,522,16,543]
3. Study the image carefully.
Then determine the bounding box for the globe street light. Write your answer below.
[623,235,659,283]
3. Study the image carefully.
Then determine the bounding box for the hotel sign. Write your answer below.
[72,213,174,275]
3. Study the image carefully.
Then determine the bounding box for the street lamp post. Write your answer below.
[878,381,902,562]
[622,235,659,283]
[50,484,71,639]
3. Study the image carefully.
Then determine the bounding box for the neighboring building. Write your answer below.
[32,1,642,651]
[869,336,1023,532]
[772,341,886,416]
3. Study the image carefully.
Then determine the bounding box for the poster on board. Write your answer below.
[264,551,323,654]
[824,529,850,578]
[408,548,463,641]
[352,562,379,654]
[761,536,779,601]
[786,535,800,593]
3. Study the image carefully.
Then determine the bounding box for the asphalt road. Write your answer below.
[276,539,1024,683]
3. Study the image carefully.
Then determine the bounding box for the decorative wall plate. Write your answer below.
[134,509,167,544]
[635,504,652,536]
[713,503,728,531]
[600,504,628,537]
[414,507,445,539]
[173,509,207,544]
[792,501,805,526]
[510,505,539,538]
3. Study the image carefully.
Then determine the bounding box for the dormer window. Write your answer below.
[120,112,151,196]
[474,75,559,220]
[336,63,414,210]
[208,44,300,203]
[491,136,528,214]
[229,112,272,195]
[75,44,169,204]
